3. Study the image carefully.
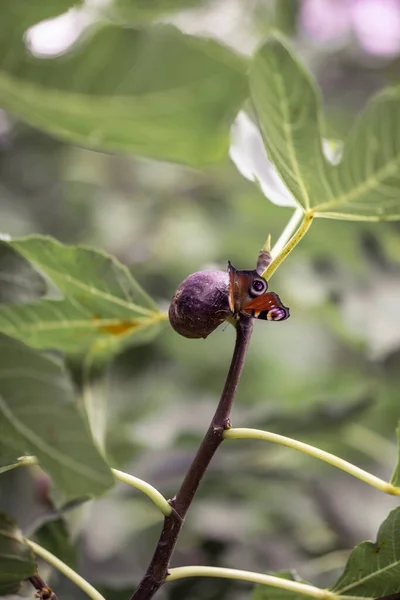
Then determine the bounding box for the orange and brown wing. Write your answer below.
[242,292,290,321]
[227,263,254,316]
[227,262,236,313]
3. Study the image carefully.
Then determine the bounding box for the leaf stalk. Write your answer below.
[263,210,314,280]
[26,539,106,600]
[14,456,172,515]
[224,428,400,496]
[166,566,338,600]
[112,469,172,516]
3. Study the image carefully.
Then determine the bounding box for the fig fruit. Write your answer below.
[168,270,231,339]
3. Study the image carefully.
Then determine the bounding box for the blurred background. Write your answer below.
[2,1,400,599]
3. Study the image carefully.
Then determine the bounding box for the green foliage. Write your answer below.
[105,0,206,23]
[0,512,36,594]
[0,6,247,165]
[250,35,400,221]
[35,518,77,568]
[253,571,310,600]
[253,508,400,600]
[332,506,400,597]
[250,35,326,213]
[1,6,400,600]
[390,425,400,487]
[0,236,165,358]
[0,241,46,304]
[1,0,84,36]
[0,333,114,500]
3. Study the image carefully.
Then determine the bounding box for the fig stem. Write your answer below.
[28,574,58,600]
[130,315,254,600]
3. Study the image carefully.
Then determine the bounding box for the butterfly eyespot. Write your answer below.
[250,278,267,296]
[268,307,289,321]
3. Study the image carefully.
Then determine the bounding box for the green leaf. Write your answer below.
[250,35,400,221]
[0,236,165,359]
[250,34,328,213]
[1,0,83,34]
[253,510,400,600]
[105,0,205,23]
[35,518,76,568]
[0,512,36,595]
[253,571,310,600]
[0,21,248,166]
[272,1,301,36]
[0,333,114,500]
[390,424,400,487]
[0,241,46,304]
[331,506,400,597]
[317,87,400,221]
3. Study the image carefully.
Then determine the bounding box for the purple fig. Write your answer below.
[169,270,231,339]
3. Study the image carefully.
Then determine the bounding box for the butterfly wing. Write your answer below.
[228,262,289,321]
[227,262,236,313]
[241,292,290,321]
[227,263,254,316]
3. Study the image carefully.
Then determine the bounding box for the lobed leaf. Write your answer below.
[316,87,400,220]
[0,333,114,500]
[249,35,328,213]
[0,241,47,305]
[331,506,400,597]
[0,236,165,359]
[0,13,248,166]
[253,509,400,600]
[249,35,400,221]
[0,512,36,595]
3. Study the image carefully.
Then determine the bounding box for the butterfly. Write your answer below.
[227,259,289,322]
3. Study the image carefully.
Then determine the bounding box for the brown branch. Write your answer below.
[130,315,254,600]
[29,574,58,600]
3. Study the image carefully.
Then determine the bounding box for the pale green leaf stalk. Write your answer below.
[26,539,106,600]
[112,469,172,516]
[13,456,172,516]
[224,428,400,496]
[264,211,314,280]
[390,423,400,487]
[167,566,338,600]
